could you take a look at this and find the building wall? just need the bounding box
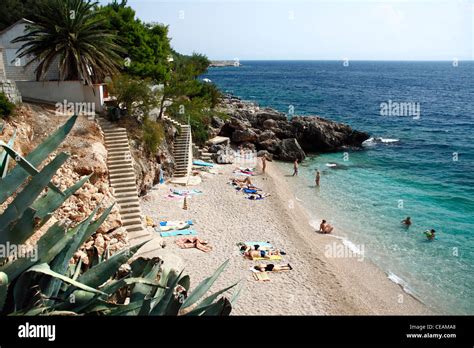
[0,47,5,80]
[0,21,60,81]
[16,81,104,112]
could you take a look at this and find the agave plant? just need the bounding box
[0,115,240,316]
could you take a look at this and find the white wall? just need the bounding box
[0,21,60,81]
[16,81,104,112]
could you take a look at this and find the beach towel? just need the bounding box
[176,237,212,252]
[160,230,197,238]
[159,220,193,227]
[157,223,190,232]
[253,272,270,282]
[242,188,258,194]
[193,160,214,167]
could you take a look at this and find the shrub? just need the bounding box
[0,92,15,118]
[107,74,159,119]
[142,118,165,155]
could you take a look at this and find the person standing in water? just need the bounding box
[261,155,267,174]
[293,159,299,176]
[401,216,411,226]
[315,170,321,187]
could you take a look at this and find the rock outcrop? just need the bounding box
[215,95,370,161]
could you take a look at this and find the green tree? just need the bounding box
[12,0,124,85]
[0,0,54,31]
[99,0,172,83]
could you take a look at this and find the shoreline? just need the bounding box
[140,161,433,315]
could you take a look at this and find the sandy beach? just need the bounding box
[140,161,433,315]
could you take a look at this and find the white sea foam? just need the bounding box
[363,137,400,146]
[387,272,414,295]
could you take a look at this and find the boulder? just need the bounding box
[232,128,258,143]
[276,138,306,161]
[258,138,281,153]
[258,130,276,142]
[257,150,273,161]
[262,118,278,130]
[291,116,370,152]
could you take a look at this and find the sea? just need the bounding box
[204,60,474,314]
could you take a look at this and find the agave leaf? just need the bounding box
[190,282,238,313]
[25,263,105,295]
[100,277,164,296]
[0,115,77,204]
[181,259,230,309]
[0,207,36,250]
[72,259,83,281]
[0,152,68,233]
[201,297,232,316]
[178,275,190,291]
[149,269,183,316]
[0,222,74,281]
[0,272,8,312]
[0,129,16,178]
[32,174,92,222]
[77,241,147,288]
[129,258,163,303]
[0,143,64,196]
[40,206,100,303]
[230,281,243,305]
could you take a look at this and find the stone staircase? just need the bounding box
[192,144,212,162]
[162,115,193,178]
[97,117,152,246]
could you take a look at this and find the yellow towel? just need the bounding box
[145,216,155,227]
[251,255,282,261]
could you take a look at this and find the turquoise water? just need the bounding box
[204,61,474,314]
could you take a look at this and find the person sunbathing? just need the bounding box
[319,220,334,234]
[248,193,270,200]
[231,177,253,185]
[254,263,293,272]
[243,247,281,259]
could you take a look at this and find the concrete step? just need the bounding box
[122,217,143,227]
[110,173,136,180]
[109,167,132,174]
[126,224,146,233]
[120,206,142,215]
[116,196,139,204]
[117,201,140,209]
[108,161,133,168]
[120,211,142,220]
[107,144,130,150]
[111,181,137,188]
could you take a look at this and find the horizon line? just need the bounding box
[209,59,474,62]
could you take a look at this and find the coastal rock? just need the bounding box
[262,118,278,130]
[276,138,306,161]
[258,130,276,142]
[232,128,258,143]
[291,116,370,152]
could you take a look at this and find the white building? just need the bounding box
[0,18,106,112]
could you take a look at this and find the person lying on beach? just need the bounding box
[231,177,253,185]
[247,193,270,200]
[319,220,334,234]
[243,247,282,259]
[254,263,293,272]
[401,217,412,226]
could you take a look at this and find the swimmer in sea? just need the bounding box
[401,216,412,226]
[424,229,436,241]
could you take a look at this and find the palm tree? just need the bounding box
[12,0,124,85]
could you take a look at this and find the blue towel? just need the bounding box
[245,241,272,248]
[193,160,214,167]
[159,220,193,227]
[243,188,257,194]
[160,230,197,237]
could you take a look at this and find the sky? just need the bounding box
[100,0,474,60]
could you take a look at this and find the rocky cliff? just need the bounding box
[214,95,369,161]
